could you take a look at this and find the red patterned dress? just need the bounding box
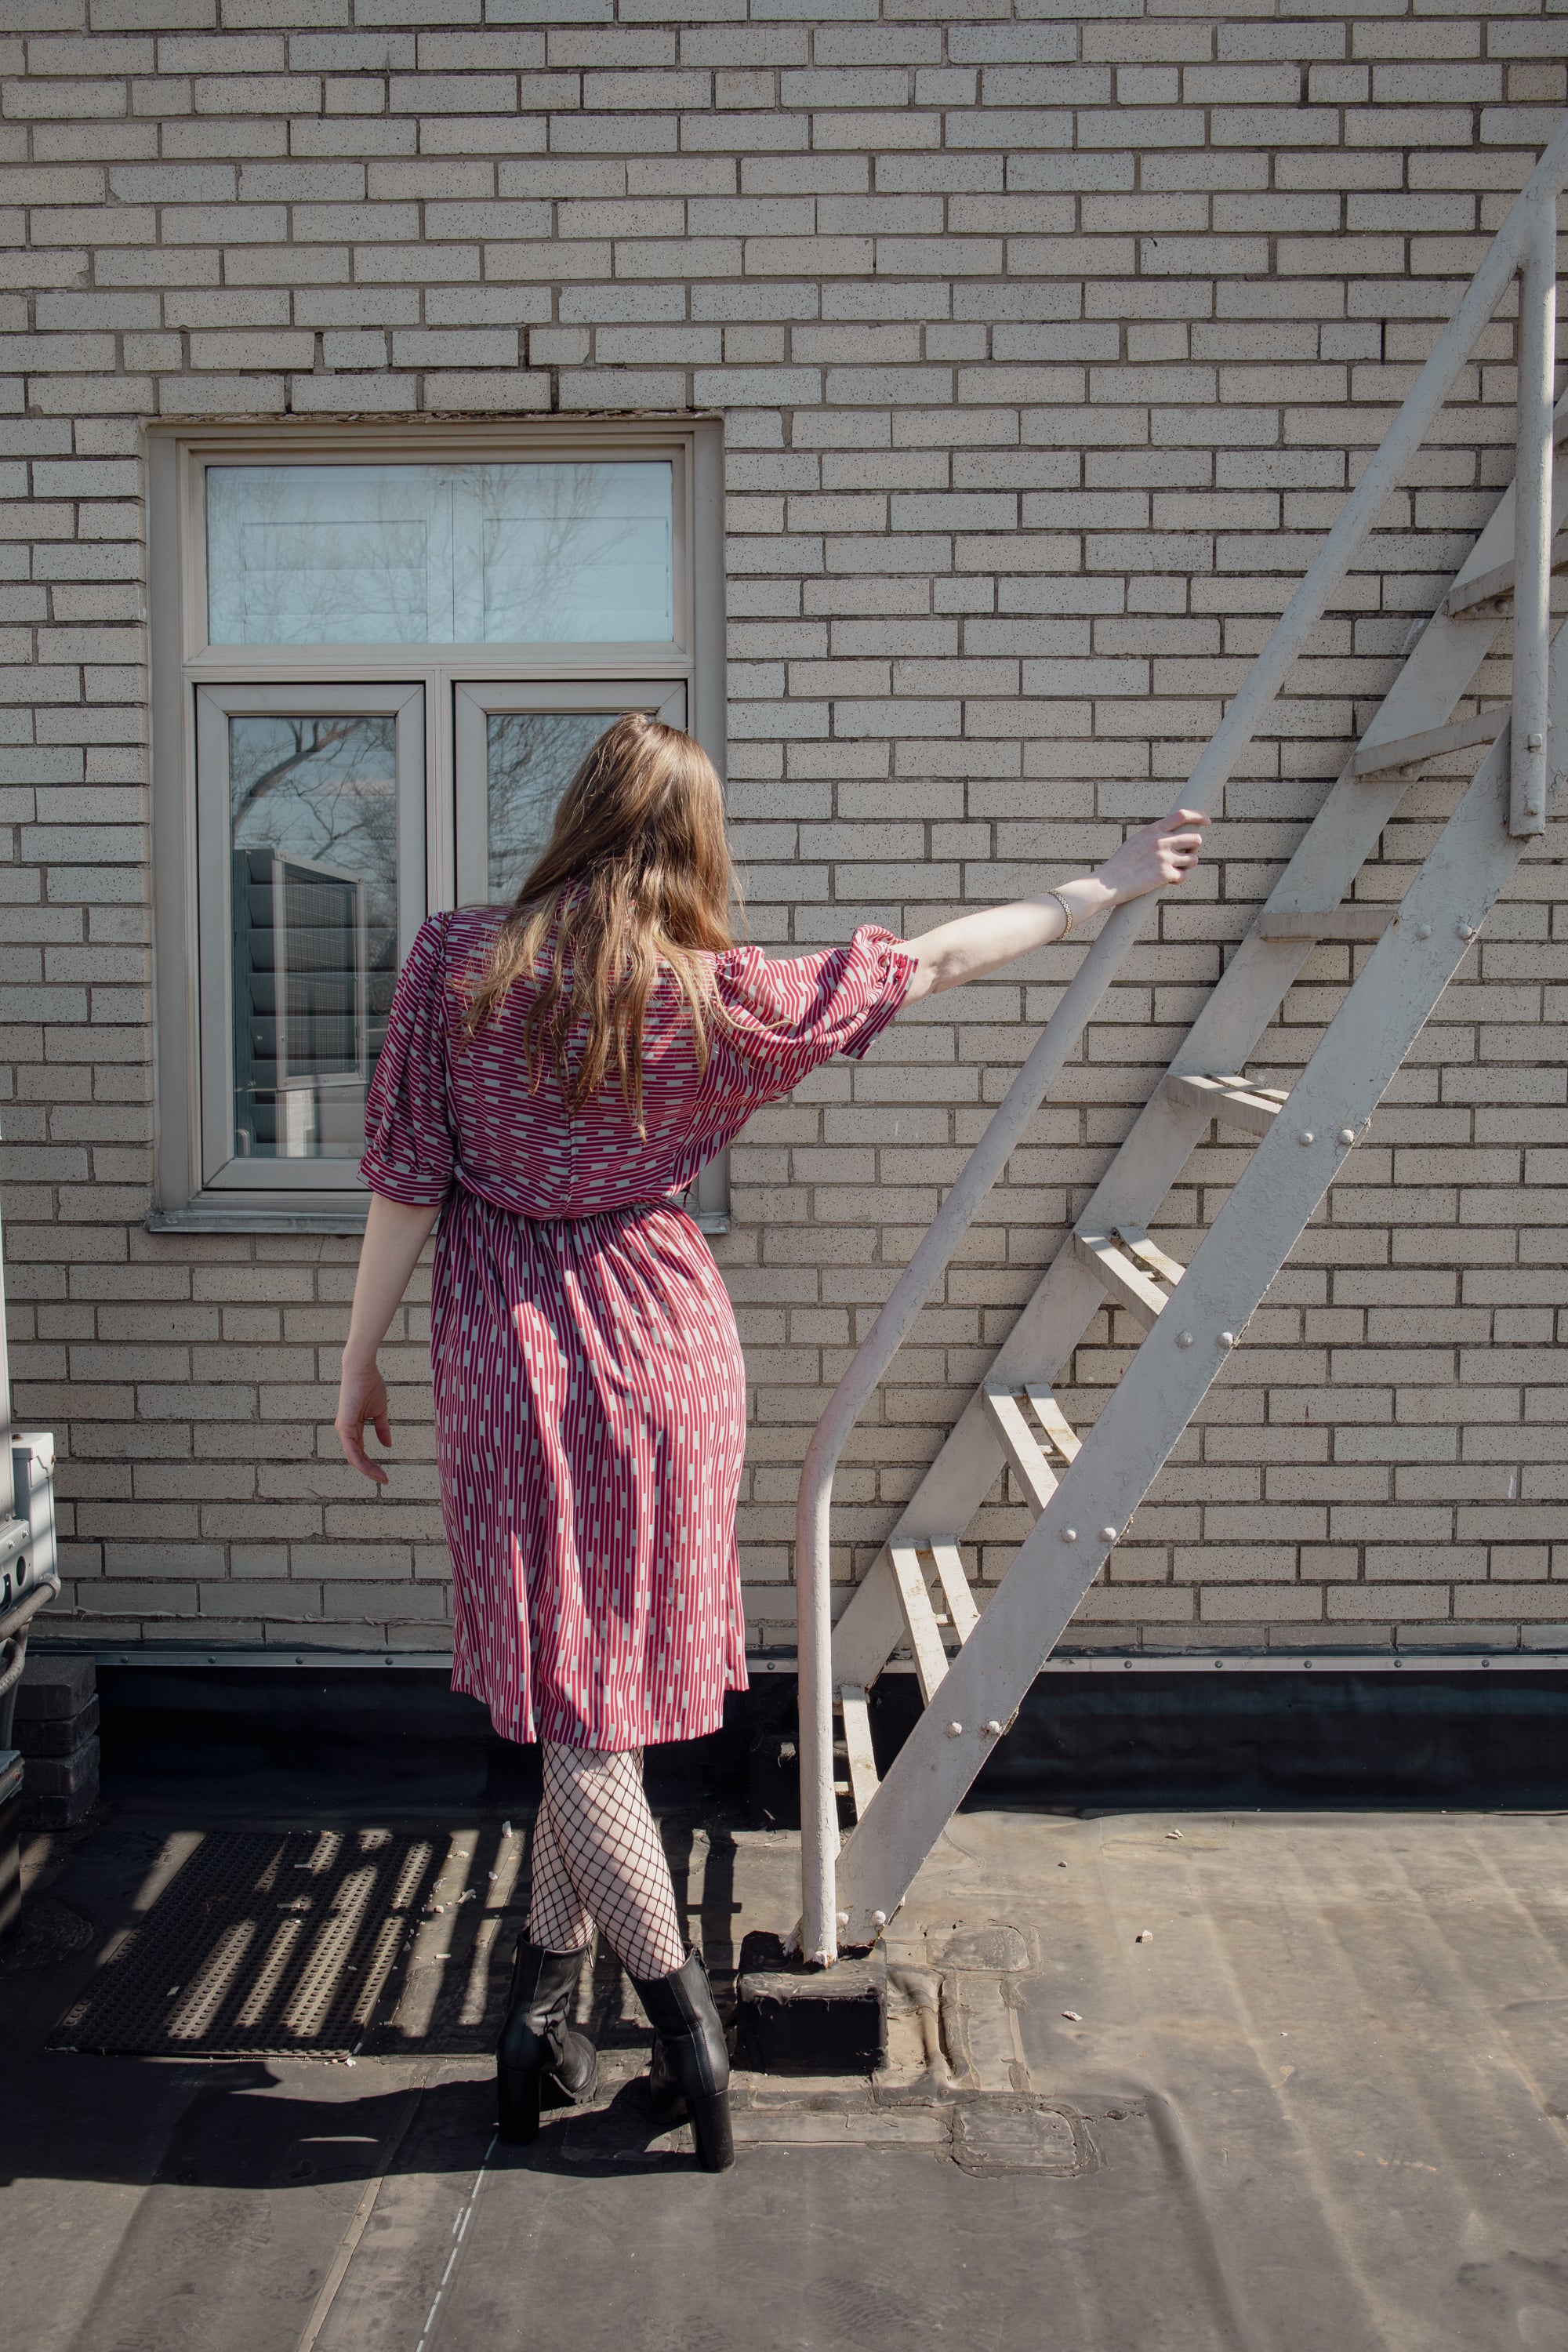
[360,908,916,1749]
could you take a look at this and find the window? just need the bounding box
[194,681,424,1182]
[149,424,726,1232]
[205,459,677,647]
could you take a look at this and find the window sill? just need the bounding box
[147,1203,732,1238]
[147,1203,368,1236]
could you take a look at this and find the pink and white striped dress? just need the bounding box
[360,907,916,1749]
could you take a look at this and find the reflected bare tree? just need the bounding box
[229,716,398,924]
[206,463,673,648]
[485,710,613,902]
[475,463,671,643]
[230,717,358,827]
[227,715,402,1163]
[208,466,435,644]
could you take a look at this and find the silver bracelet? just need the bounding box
[1044,886,1076,938]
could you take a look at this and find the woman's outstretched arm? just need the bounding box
[900,807,1210,1001]
[336,1192,443,1483]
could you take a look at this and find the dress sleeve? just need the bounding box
[709,923,917,1112]
[358,913,457,1207]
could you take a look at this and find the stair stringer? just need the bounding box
[833,683,1561,1947]
[830,407,1566,1697]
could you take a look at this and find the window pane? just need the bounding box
[206,462,674,648]
[227,714,399,1162]
[485,710,619,901]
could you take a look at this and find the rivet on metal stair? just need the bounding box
[1298,1130,1315,1144]
[946,1721,963,1738]
[1098,1526,1116,1541]
[1176,1330,1193,1348]
[1416,922,1432,939]
[1338,1127,1356,1145]
[1061,1527,1078,1543]
[1218,1332,1235,1348]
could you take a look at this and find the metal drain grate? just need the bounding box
[50,1826,528,2059]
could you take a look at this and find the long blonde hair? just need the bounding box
[463,712,738,1134]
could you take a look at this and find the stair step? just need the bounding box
[1120,1224,1189,1286]
[888,1544,951,1704]
[1073,1228,1181,1327]
[1446,547,1568,619]
[1353,710,1507,775]
[1029,1385,1080,1458]
[1163,1070,1288,1137]
[929,1540,982,1642]
[837,1684,880,1817]
[1258,906,1394,942]
[981,1385,1076,1513]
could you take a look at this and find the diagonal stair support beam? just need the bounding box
[828,388,1568,1704]
[831,675,1562,1948]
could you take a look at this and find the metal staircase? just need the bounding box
[794,117,1568,1965]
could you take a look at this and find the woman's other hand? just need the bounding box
[1097,808,1210,907]
[336,1354,394,1483]
[336,1194,441,1486]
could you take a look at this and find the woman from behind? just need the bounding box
[334,712,1206,2172]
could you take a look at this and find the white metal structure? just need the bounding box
[0,1189,60,1740]
[796,117,1568,1965]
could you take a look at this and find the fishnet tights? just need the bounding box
[526,1742,688,1982]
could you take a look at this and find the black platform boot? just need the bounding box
[495,1939,598,2145]
[631,1947,735,2172]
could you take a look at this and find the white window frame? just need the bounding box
[148,419,728,1234]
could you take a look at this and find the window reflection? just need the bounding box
[485,710,620,902]
[206,462,674,648]
[228,716,398,1161]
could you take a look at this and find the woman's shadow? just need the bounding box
[2,2049,700,2194]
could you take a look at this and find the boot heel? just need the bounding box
[495,1939,597,2146]
[631,1948,736,2173]
[688,2089,735,2173]
[498,2063,543,2146]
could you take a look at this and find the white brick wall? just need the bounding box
[0,2,1564,1661]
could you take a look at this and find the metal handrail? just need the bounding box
[795,113,1568,1966]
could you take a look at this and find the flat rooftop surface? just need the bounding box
[4,1799,1567,2352]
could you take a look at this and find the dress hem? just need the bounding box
[450,1659,750,1752]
